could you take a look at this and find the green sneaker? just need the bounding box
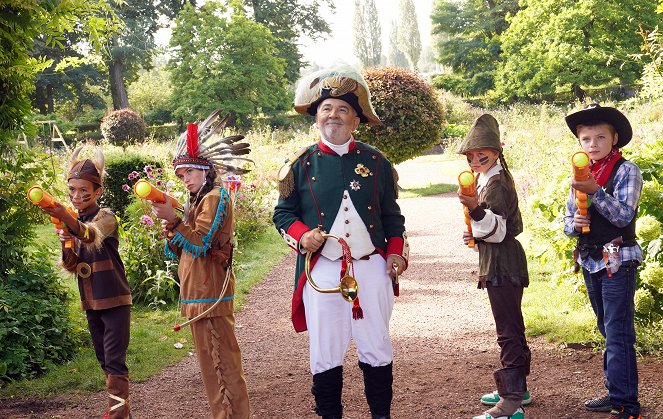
[480,390,532,406]
[472,407,525,419]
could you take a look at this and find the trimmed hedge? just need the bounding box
[355,67,446,164]
[100,152,161,216]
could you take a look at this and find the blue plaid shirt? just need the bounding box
[564,160,643,273]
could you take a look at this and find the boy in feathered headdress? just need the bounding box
[150,111,252,419]
[42,146,132,419]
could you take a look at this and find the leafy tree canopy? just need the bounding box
[246,0,333,83]
[494,0,660,102]
[168,1,288,126]
[431,0,520,94]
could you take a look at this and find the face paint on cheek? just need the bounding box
[80,193,93,203]
[478,156,490,166]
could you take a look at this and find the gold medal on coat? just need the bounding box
[354,163,372,177]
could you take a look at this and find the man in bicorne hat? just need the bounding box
[273,65,409,419]
[563,104,643,419]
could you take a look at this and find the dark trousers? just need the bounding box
[86,305,131,376]
[583,263,640,415]
[486,283,530,384]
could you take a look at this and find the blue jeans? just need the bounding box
[583,262,640,415]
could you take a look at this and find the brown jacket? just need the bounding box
[166,188,235,319]
[63,207,132,310]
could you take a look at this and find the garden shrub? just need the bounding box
[100,108,147,147]
[120,199,180,307]
[355,67,446,164]
[0,252,84,381]
[146,124,178,141]
[100,151,162,216]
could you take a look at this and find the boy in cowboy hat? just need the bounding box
[456,114,530,419]
[42,147,132,419]
[273,65,409,419]
[563,104,643,419]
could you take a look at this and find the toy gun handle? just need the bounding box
[27,186,77,248]
[571,152,591,233]
[458,171,477,248]
[133,180,182,209]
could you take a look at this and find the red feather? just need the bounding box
[187,123,199,157]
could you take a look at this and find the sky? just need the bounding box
[155,0,435,67]
[298,0,434,67]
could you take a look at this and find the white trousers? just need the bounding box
[303,254,394,374]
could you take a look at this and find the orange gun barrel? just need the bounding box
[572,151,590,181]
[28,186,77,248]
[133,180,181,209]
[458,171,476,248]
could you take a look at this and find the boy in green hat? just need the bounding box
[563,103,642,419]
[456,114,530,419]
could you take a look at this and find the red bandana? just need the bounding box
[591,148,622,187]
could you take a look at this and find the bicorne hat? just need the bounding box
[294,66,382,126]
[565,103,632,148]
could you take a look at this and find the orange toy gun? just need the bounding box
[133,180,182,209]
[572,151,591,234]
[458,171,477,248]
[27,186,77,248]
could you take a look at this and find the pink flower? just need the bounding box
[156,168,163,175]
[156,180,163,187]
[144,165,153,173]
[139,215,154,226]
[128,171,139,180]
[122,184,130,192]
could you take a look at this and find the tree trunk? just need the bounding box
[46,83,54,114]
[109,59,129,109]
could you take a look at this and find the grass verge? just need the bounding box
[0,226,289,398]
[399,183,456,199]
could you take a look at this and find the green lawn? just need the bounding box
[0,226,289,398]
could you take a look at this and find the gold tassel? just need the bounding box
[278,168,295,199]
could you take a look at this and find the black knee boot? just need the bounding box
[359,361,393,418]
[312,366,343,418]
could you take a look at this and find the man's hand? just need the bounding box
[42,202,76,225]
[151,201,178,223]
[457,188,479,210]
[386,254,406,280]
[300,227,325,252]
[573,209,591,232]
[571,172,599,195]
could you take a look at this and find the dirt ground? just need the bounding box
[1,193,662,419]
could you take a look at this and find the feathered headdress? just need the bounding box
[172,110,253,174]
[67,146,105,187]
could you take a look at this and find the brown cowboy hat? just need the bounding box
[565,103,632,148]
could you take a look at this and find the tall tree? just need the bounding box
[105,0,192,110]
[495,0,660,102]
[386,19,409,68]
[247,0,334,83]
[397,0,421,70]
[353,0,381,67]
[431,0,520,94]
[168,1,288,126]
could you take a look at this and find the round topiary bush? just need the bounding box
[100,108,147,146]
[355,67,446,164]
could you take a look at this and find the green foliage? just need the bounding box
[99,151,161,216]
[396,0,421,70]
[119,202,180,307]
[127,66,174,124]
[431,0,520,95]
[247,0,333,83]
[100,108,147,146]
[168,1,288,128]
[0,252,84,382]
[495,0,660,103]
[353,0,381,68]
[233,177,278,244]
[355,67,446,164]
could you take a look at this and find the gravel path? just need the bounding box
[1,193,662,419]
